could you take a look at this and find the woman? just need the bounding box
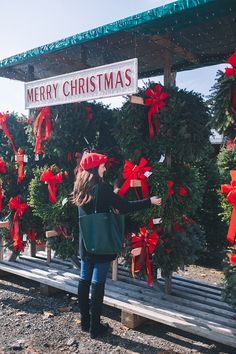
[72,152,161,339]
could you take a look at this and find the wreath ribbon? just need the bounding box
[118,157,151,198]
[0,112,16,154]
[145,84,169,138]
[221,170,236,244]
[40,168,63,204]
[33,107,52,154]
[8,196,27,251]
[131,227,158,286]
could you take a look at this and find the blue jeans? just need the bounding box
[80,260,110,285]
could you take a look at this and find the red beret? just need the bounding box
[80,152,108,170]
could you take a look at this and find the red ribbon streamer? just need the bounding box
[40,168,63,204]
[225,52,236,76]
[221,170,236,244]
[8,196,27,251]
[16,148,25,184]
[27,228,45,246]
[131,227,158,286]
[118,157,151,198]
[33,107,52,154]
[0,158,6,174]
[0,112,16,154]
[0,186,2,212]
[145,84,169,138]
[84,106,93,122]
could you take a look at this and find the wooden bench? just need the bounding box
[0,255,235,348]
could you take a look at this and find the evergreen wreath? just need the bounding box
[209,70,236,139]
[28,164,79,258]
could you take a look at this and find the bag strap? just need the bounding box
[93,184,99,214]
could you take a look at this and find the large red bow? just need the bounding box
[118,157,151,198]
[8,196,27,251]
[0,112,16,154]
[131,227,158,286]
[33,107,52,154]
[40,168,63,204]
[225,52,236,76]
[16,148,25,184]
[145,84,169,138]
[221,170,236,244]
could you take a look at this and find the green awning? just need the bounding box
[0,0,235,82]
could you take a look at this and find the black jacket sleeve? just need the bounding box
[101,182,151,214]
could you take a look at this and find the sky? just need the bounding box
[0,0,226,114]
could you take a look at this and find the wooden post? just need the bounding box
[164,50,176,294]
[0,234,3,261]
[112,259,118,281]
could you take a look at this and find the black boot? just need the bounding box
[90,282,109,339]
[78,279,90,332]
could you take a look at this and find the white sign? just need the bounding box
[25,58,138,109]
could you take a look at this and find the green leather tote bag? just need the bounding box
[79,185,125,255]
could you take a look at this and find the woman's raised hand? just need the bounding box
[150,196,162,206]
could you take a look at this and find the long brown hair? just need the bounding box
[71,168,100,206]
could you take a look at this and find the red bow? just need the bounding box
[228,253,236,264]
[118,158,151,198]
[8,196,27,251]
[33,107,52,154]
[145,84,169,138]
[16,148,25,184]
[131,227,158,286]
[0,158,6,174]
[0,112,16,154]
[225,52,236,76]
[167,180,188,197]
[27,228,45,246]
[40,168,63,204]
[84,106,93,122]
[221,170,236,244]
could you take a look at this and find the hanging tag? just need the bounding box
[35,154,39,161]
[131,247,142,256]
[23,233,27,242]
[157,268,162,279]
[24,155,28,163]
[130,179,142,187]
[62,198,68,207]
[153,218,162,224]
[144,171,152,178]
[158,155,165,163]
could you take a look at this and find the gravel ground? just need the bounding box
[0,265,235,354]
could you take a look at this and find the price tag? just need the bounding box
[153,218,162,224]
[144,171,152,178]
[24,155,28,163]
[35,154,39,161]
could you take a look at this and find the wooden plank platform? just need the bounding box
[0,255,235,348]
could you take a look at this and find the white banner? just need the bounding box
[25,58,138,109]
